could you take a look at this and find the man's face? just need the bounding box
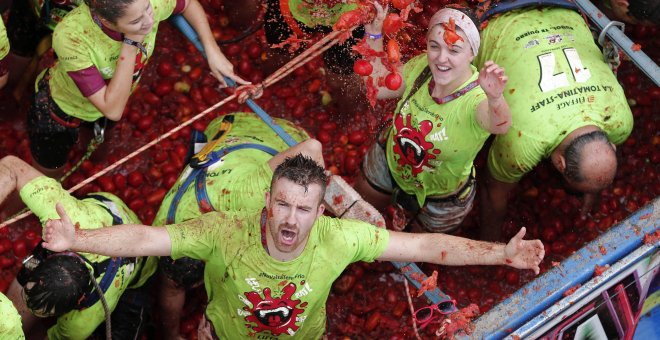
[265,178,324,258]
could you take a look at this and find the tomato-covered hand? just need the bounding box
[364,1,388,35]
[478,60,508,99]
[42,203,76,252]
[503,227,545,274]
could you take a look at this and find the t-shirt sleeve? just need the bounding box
[19,176,91,225]
[166,211,224,260]
[488,131,546,183]
[0,19,9,75]
[334,218,390,263]
[153,0,181,21]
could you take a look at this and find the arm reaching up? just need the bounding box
[43,203,172,257]
[378,227,544,274]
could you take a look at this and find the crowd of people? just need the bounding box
[0,0,643,338]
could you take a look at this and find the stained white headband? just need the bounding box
[429,8,480,56]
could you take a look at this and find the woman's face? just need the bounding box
[114,0,155,35]
[426,24,474,89]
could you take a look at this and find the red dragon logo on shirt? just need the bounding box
[243,282,307,336]
[392,113,437,176]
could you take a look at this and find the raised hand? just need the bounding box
[365,1,387,34]
[42,203,77,252]
[479,60,508,99]
[504,227,545,274]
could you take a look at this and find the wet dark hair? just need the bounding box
[564,130,613,183]
[23,255,92,317]
[271,154,328,201]
[85,0,137,23]
[628,0,660,23]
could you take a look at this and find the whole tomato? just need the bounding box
[353,59,373,76]
[13,239,29,258]
[384,72,402,90]
[391,0,414,10]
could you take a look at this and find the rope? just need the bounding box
[89,272,112,340]
[403,279,423,340]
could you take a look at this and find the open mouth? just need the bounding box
[279,228,297,246]
[256,306,292,326]
[436,65,451,72]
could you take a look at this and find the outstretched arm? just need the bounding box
[0,156,43,205]
[42,203,171,257]
[475,61,511,134]
[378,227,544,274]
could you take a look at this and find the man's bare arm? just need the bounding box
[42,203,171,257]
[378,227,544,274]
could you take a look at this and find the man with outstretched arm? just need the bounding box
[43,154,544,338]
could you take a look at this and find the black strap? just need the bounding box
[397,66,432,115]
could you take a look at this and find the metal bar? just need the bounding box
[574,0,660,86]
[459,197,659,339]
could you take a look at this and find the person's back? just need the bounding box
[476,6,632,184]
[153,112,310,225]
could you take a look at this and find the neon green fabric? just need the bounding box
[153,112,309,225]
[19,176,157,340]
[167,210,389,338]
[0,19,9,61]
[30,0,84,30]
[475,8,633,183]
[288,0,357,27]
[44,0,177,121]
[0,293,24,339]
[385,54,488,207]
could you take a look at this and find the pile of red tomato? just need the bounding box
[0,0,657,338]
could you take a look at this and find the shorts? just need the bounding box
[264,0,364,75]
[362,131,476,233]
[158,256,205,290]
[27,72,108,169]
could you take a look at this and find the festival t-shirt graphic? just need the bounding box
[239,277,313,336]
[392,111,439,177]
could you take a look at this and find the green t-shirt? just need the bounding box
[386,54,488,206]
[475,8,633,183]
[153,112,309,225]
[0,293,24,339]
[167,210,390,338]
[288,0,357,27]
[0,19,9,61]
[19,176,157,340]
[46,0,177,121]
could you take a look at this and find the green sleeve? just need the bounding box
[0,19,9,61]
[167,211,225,260]
[332,218,390,263]
[0,294,23,340]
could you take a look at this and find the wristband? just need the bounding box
[122,37,148,56]
[364,32,383,40]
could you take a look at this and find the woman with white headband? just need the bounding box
[354,4,511,234]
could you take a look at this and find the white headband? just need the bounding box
[428,8,480,57]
